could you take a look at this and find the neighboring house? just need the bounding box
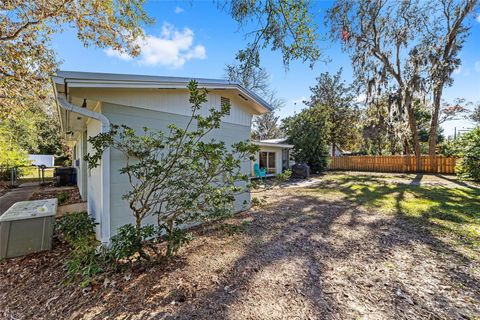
[52,71,272,243]
[330,145,344,157]
[252,138,294,176]
[28,155,55,167]
[251,138,343,177]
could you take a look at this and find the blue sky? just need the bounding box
[52,1,480,137]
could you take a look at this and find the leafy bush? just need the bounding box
[57,212,97,244]
[85,81,258,258]
[455,128,480,181]
[106,224,156,263]
[56,191,70,205]
[276,169,292,183]
[282,105,330,173]
[56,212,102,286]
[439,127,480,181]
[164,228,193,257]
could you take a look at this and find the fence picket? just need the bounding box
[327,155,457,174]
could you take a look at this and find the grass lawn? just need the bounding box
[303,172,480,258]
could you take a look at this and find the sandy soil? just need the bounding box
[0,174,478,319]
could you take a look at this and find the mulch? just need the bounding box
[29,184,83,205]
[0,181,10,197]
[0,184,478,319]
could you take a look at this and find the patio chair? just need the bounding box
[253,163,267,178]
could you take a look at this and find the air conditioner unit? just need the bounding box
[0,199,57,259]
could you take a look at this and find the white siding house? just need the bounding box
[252,139,294,177]
[52,71,272,243]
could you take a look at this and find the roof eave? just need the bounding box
[53,72,273,113]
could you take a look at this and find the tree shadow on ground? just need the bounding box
[1,176,479,319]
[160,185,479,319]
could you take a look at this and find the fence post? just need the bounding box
[10,168,14,187]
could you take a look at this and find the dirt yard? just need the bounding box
[0,172,478,319]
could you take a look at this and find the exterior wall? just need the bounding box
[253,146,284,176]
[101,102,252,237]
[69,88,253,127]
[85,119,104,239]
[73,131,88,200]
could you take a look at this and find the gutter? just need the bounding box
[52,80,111,244]
[54,71,273,112]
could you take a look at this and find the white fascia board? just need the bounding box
[253,142,294,149]
[65,80,272,114]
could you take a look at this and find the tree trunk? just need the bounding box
[428,85,443,174]
[403,137,410,155]
[405,95,422,172]
[165,220,174,257]
[331,142,336,157]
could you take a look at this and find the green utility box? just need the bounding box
[0,199,58,259]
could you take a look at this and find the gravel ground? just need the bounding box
[0,174,478,320]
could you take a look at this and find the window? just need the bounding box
[259,151,276,174]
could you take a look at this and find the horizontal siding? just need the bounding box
[102,103,252,236]
[70,87,254,127]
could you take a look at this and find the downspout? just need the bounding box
[52,81,112,244]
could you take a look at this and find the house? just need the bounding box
[252,138,294,176]
[52,71,272,243]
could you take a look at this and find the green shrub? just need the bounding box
[251,196,267,207]
[57,212,97,244]
[56,191,70,205]
[276,169,292,183]
[56,212,102,286]
[164,228,193,257]
[105,224,156,263]
[440,127,480,181]
[456,128,480,181]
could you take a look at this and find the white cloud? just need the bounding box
[476,14,480,23]
[475,61,480,72]
[104,48,133,61]
[104,23,206,68]
[174,6,184,14]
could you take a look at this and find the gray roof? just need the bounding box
[53,70,272,111]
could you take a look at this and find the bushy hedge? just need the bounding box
[56,212,102,287]
[439,127,480,181]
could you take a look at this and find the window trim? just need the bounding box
[259,151,276,174]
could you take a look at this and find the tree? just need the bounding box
[327,0,431,170]
[282,104,330,173]
[224,63,284,140]
[472,104,480,125]
[223,0,321,69]
[251,91,284,140]
[86,81,258,257]
[424,0,478,171]
[305,69,361,156]
[0,0,151,114]
[440,127,480,181]
[1,1,151,171]
[361,96,406,155]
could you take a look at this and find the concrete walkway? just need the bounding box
[0,182,40,214]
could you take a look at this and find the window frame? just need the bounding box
[259,151,276,174]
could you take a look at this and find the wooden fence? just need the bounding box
[328,155,457,174]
